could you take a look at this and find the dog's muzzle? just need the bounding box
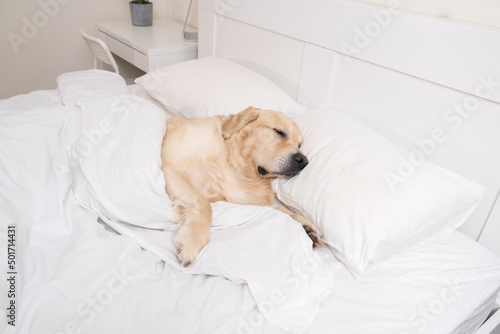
[294,152,308,171]
[258,152,309,177]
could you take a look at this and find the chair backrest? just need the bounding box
[80,29,119,74]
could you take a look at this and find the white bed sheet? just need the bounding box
[1,76,500,334]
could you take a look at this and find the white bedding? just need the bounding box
[1,71,500,334]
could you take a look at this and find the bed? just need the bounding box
[2,0,500,333]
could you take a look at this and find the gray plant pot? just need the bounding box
[129,2,153,26]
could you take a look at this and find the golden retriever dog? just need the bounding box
[161,106,322,266]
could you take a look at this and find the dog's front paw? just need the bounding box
[174,223,210,267]
[302,224,324,249]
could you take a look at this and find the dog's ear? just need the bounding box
[222,106,260,140]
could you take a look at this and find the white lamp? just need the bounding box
[182,0,198,41]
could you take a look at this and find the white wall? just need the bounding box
[0,0,194,99]
[1,0,498,99]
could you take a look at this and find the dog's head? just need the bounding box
[222,106,308,178]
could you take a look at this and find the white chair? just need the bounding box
[80,29,120,74]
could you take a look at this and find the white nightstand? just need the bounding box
[96,19,198,73]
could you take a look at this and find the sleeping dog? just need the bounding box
[161,106,322,266]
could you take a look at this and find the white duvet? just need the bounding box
[0,71,334,334]
[1,70,500,334]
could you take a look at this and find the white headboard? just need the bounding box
[198,0,500,255]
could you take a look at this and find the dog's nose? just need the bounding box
[294,153,308,170]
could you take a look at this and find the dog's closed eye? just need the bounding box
[273,128,286,138]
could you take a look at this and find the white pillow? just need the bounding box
[273,108,485,277]
[134,57,305,118]
[57,69,129,107]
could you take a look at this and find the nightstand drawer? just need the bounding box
[107,36,136,64]
[96,20,198,73]
[97,31,136,65]
[148,51,197,71]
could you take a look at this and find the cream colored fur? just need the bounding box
[161,107,321,266]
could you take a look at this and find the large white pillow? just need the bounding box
[57,69,129,106]
[134,57,305,118]
[273,108,485,277]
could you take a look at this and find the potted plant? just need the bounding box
[129,0,153,26]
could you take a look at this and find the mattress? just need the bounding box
[1,71,500,334]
